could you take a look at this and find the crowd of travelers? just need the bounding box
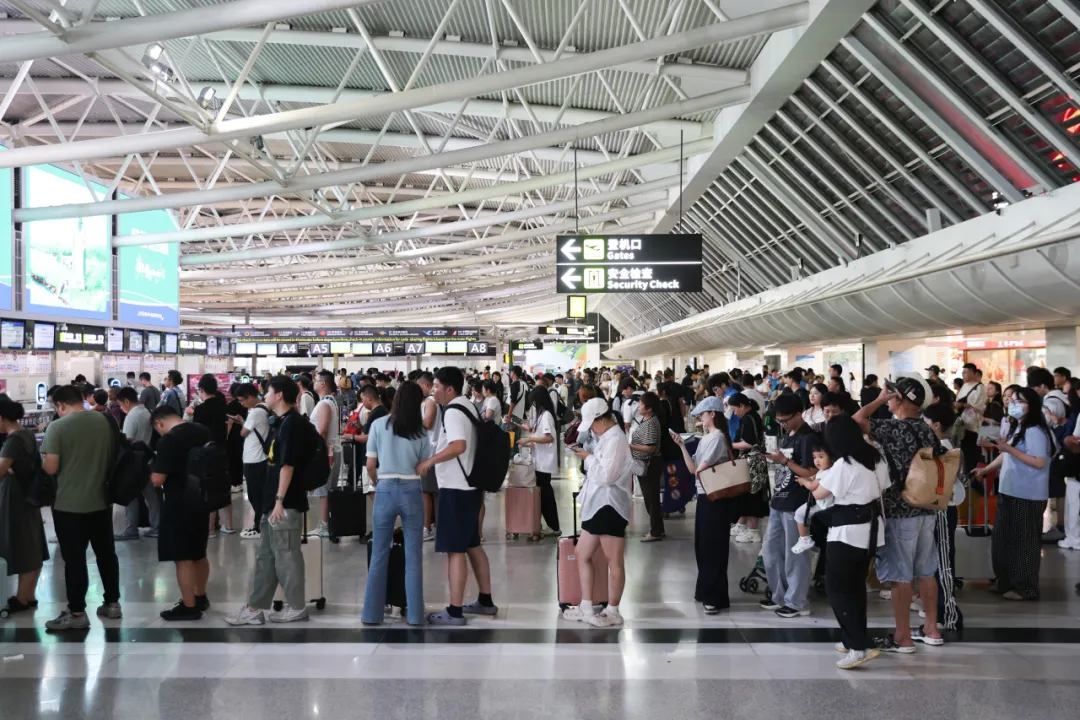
[1,359,1078,672]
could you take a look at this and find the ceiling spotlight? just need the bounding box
[141,43,164,68]
[250,135,266,153]
[197,86,217,110]
[991,191,1009,215]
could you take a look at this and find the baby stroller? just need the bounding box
[739,554,770,596]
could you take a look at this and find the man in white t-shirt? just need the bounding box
[237,384,270,540]
[309,370,342,538]
[953,362,986,473]
[416,366,496,626]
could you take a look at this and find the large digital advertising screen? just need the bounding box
[0,145,12,311]
[23,165,111,321]
[116,201,179,327]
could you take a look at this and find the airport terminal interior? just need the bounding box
[3,0,1080,718]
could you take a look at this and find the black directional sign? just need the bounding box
[555,234,703,293]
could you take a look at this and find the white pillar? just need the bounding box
[1046,326,1080,374]
[862,341,881,383]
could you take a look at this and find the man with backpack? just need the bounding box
[505,366,527,424]
[149,405,213,620]
[236,383,270,540]
[226,376,316,626]
[114,386,161,542]
[416,366,498,626]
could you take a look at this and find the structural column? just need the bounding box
[1046,326,1080,375]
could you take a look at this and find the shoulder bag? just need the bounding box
[696,433,750,501]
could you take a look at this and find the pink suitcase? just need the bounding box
[557,491,609,610]
[505,485,541,541]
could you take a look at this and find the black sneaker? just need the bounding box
[195,595,210,612]
[759,597,781,611]
[774,606,810,619]
[160,602,203,621]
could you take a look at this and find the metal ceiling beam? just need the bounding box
[1049,0,1080,31]
[17,122,615,165]
[0,20,746,84]
[897,0,1080,164]
[0,4,808,168]
[126,140,707,250]
[837,39,1019,205]
[858,12,1059,194]
[14,86,746,222]
[653,0,876,233]
[0,77,706,139]
[0,0,386,65]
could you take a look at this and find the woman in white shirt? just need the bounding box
[519,387,561,535]
[563,398,635,628]
[798,414,887,670]
[672,396,733,615]
[802,383,828,426]
[480,380,502,423]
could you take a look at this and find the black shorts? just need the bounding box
[158,502,209,563]
[581,505,628,538]
[434,488,483,553]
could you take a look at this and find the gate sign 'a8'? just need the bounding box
[555,234,703,293]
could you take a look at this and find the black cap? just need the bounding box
[925,365,942,374]
[894,377,927,408]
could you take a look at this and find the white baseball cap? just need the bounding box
[578,397,611,436]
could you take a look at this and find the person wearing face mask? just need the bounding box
[974,387,1052,601]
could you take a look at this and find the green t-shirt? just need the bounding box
[41,410,115,513]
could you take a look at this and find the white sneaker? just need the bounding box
[879,589,892,601]
[600,608,624,627]
[837,648,879,670]
[239,527,261,540]
[423,528,435,543]
[791,535,816,554]
[313,522,330,539]
[730,523,747,537]
[268,604,310,623]
[1057,539,1080,550]
[835,641,848,653]
[910,598,923,613]
[224,606,266,626]
[583,611,614,628]
[735,529,761,544]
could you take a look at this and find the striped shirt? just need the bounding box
[630,415,661,461]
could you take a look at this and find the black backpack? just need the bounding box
[109,436,152,506]
[295,416,331,492]
[443,404,509,493]
[187,441,232,511]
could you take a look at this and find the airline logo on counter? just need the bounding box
[555,234,703,293]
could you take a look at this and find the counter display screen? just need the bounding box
[32,322,55,350]
[147,332,162,353]
[1,320,24,349]
[164,333,178,354]
[256,343,277,355]
[446,340,468,355]
[234,342,257,355]
[128,331,144,353]
[106,328,124,352]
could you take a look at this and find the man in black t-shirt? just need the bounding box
[226,376,314,627]
[761,394,818,619]
[150,406,212,621]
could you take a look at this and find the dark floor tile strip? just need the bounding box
[3,625,1079,645]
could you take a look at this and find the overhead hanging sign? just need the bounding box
[511,340,543,352]
[555,234,703,293]
[233,327,481,344]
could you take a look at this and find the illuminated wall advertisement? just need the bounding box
[117,203,180,327]
[0,145,11,311]
[23,165,111,320]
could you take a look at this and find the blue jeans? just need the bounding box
[764,508,812,611]
[362,478,424,625]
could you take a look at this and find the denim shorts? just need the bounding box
[434,488,482,554]
[878,514,939,584]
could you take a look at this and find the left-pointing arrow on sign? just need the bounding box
[560,238,580,260]
[561,268,582,289]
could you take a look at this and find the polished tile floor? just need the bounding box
[4,468,1080,719]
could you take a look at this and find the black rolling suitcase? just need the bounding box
[328,443,366,543]
[366,527,407,614]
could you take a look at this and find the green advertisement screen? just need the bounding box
[23,165,111,321]
[117,202,179,327]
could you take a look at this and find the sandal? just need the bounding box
[641,534,662,543]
